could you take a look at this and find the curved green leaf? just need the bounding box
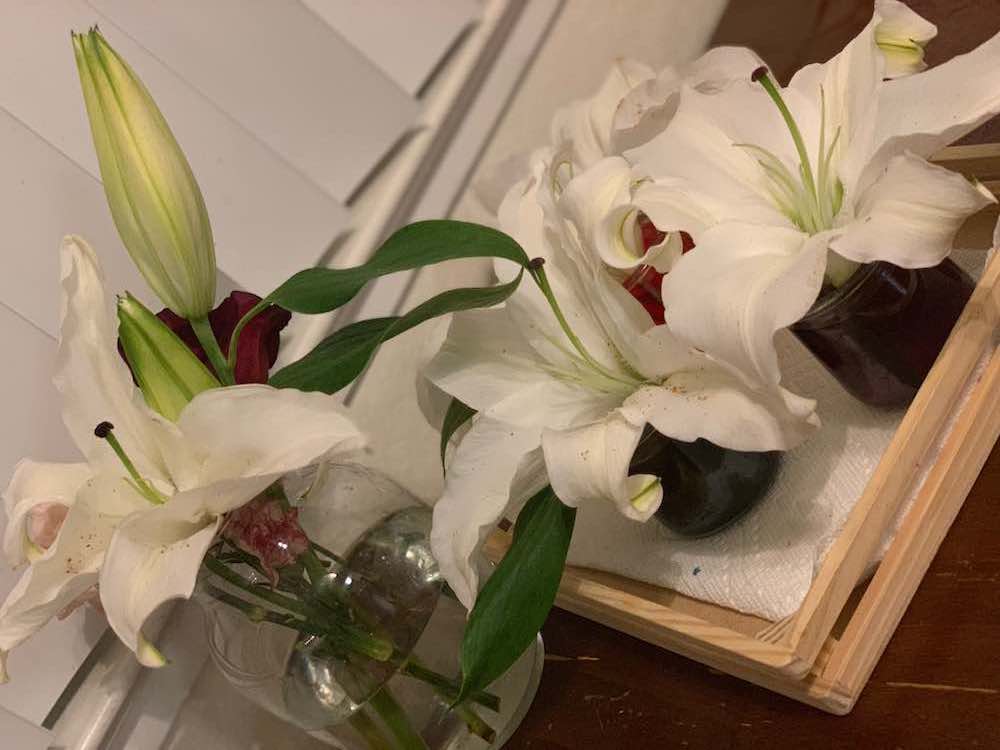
[440,398,476,470]
[458,487,576,703]
[269,272,523,393]
[265,220,530,314]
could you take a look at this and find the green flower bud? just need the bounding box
[118,293,219,421]
[73,28,217,318]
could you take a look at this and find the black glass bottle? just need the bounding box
[629,427,781,538]
[791,259,974,409]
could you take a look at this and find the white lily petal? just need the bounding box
[174,385,365,489]
[541,412,661,521]
[559,157,684,277]
[589,59,656,159]
[0,475,145,679]
[560,158,638,269]
[431,417,542,610]
[630,179,718,241]
[552,59,654,169]
[790,10,883,186]
[472,150,533,218]
[683,46,765,92]
[626,86,794,233]
[3,460,90,566]
[662,224,830,388]
[644,231,682,274]
[875,0,937,78]
[622,374,819,453]
[612,46,762,154]
[55,237,177,483]
[99,502,221,661]
[612,68,682,153]
[497,166,636,377]
[872,31,1000,167]
[833,152,996,267]
[551,100,605,172]
[423,308,554,414]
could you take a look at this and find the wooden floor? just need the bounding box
[507,1,1000,747]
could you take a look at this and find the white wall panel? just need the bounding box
[88,0,420,201]
[301,0,479,94]
[0,0,350,296]
[0,108,152,337]
[0,705,52,748]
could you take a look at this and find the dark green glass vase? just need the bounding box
[629,428,781,537]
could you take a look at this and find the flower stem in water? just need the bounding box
[367,687,430,750]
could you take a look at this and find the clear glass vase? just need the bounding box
[199,463,543,749]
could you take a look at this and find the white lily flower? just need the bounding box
[874,0,937,78]
[475,47,761,219]
[626,2,998,388]
[0,237,364,681]
[426,155,819,610]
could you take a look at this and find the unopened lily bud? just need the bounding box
[73,28,217,318]
[118,293,219,421]
[874,0,937,79]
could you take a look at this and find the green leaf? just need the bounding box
[269,272,523,393]
[457,487,576,702]
[440,398,476,470]
[263,220,530,315]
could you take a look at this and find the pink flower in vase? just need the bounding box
[221,495,310,585]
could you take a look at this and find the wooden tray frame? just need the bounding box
[492,144,1000,714]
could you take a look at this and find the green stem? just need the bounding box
[301,547,331,586]
[400,657,497,742]
[367,688,429,750]
[190,315,235,385]
[226,299,269,372]
[203,556,311,616]
[348,709,395,750]
[400,659,500,712]
[453,702,496,745]
[98,428,165,504]
[530,266,638,388]
[310,539,348,566]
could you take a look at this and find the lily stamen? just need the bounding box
[94,421,166,504]
[529,262,642,389]
[752,66,819,205]
[743,66,844,235]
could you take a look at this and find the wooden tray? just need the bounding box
[491,144,1000,714]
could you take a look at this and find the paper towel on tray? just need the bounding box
[566,249,990,621]
[347,251,989,623]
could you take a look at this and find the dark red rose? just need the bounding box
[156,292,291,384]
[623,216,695,325]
